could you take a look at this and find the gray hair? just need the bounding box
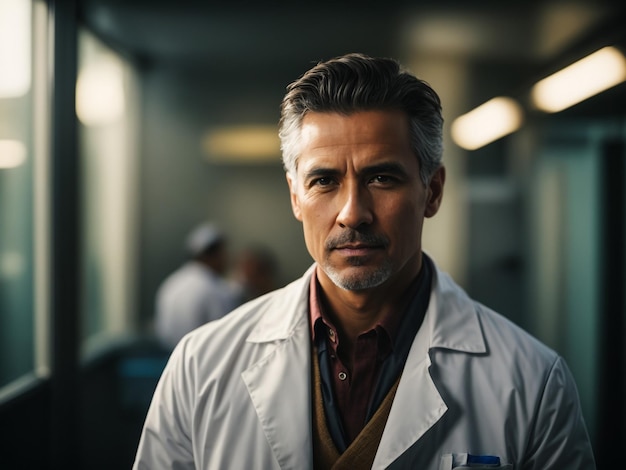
[279,53,443,184]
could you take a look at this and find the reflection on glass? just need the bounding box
[76,56,126,126]
[77,29,139,355]
[0,140,27,169]
[0,0,34,389]
[0,0,31,98]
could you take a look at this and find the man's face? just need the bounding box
[286,110,444,292]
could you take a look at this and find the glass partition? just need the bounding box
[76,29,140,356]
[0,0,50,392]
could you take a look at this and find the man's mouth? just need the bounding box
[333,243,381,256]
[336,243,373,249]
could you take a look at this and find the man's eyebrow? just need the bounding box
[303,162,411,180]
[361,162,410,177]
[303,167,341,180]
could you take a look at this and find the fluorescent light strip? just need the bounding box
[203,126,280,162]
[451,97,523,151]
[531,46,626,113]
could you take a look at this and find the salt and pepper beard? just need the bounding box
[322,230,392,291]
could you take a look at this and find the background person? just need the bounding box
[134,53,595,469]
[154,222,240,350]
[231,244,279,302]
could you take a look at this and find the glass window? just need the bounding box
[76,29,140,356]
[0,0,50,390]
[527,121,626,443]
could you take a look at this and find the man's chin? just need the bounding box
[323,264,392,291]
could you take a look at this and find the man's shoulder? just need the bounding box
[475,301,557,356]
[177,269,312,355]
[432,266,559,368]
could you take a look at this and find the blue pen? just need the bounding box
[467,454,501,466]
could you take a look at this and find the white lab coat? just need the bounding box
[134,262,595,469]
[154,261,240,350]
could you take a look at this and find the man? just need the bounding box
[134,54,595,469]
[154,222,240,350]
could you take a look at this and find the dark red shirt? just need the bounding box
[309,258,431,448]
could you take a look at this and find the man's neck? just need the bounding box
[316,260,422,350]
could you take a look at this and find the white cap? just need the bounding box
[185,222,224,257]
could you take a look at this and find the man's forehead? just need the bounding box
[300,110,410,143]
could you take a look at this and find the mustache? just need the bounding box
[325,230,389,250]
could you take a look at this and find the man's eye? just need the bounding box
[314,177,333,186]
[371,175,393,184]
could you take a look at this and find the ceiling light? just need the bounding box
[0,140,27,169]
[451,97,524,151]
[203,126,280,163]
[531,46,626,113]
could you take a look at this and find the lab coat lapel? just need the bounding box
[241,269,314,470]
[372,266,486,469]
[372,308,447,469]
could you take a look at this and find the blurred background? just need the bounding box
[1,0,625,467]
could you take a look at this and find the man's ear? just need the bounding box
[286,173,303,221]
[424,166,445,218]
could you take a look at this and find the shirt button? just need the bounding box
[338,371,347,381]
[328,329,336,342]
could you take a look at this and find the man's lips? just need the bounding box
[333,244,381,255]
[335,243,376,249]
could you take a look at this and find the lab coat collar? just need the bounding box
[247,261,486,353]
[426,267,487,354]
[246,264,315,343]
[243,261,487,469]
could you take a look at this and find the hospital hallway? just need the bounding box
[1,0,625,468]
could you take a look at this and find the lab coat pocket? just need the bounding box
[439,453,513,470]
[453,466,512,470]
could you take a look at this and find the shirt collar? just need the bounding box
[308,262,429,348]
[308,269,323,341]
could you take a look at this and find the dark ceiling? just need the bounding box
[78,0,626,118]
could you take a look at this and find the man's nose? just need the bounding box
[336,184,374,229]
